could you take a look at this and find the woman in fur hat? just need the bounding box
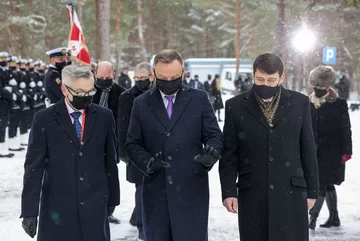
[308,65,352,230]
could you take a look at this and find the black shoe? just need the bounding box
[138,230,144,240]
[320,189,341,228]
[0,153,15,158]
[320,212,341,228]
[309,217,317,230]
[9,147,25,152]
[108,215,120,224]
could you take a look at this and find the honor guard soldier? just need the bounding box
[0,52,14,158]
[44,47,71,106]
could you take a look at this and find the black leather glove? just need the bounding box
[22,217,37,238]
[194,145,221,167]
[146,152,170,174]
[108,206,115,216]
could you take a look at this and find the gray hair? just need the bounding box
[62,64,94,86]
[309,65,336,87]
[134,62,152,75]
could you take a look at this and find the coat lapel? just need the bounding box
[244,90,270,129]
[167,85,192,132]
[54,99,80,147]
[81,104,97,146]
[146,87,170,129]
[272,87,295,127]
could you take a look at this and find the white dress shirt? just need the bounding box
[160,91,177,109]
[65,99,84,126]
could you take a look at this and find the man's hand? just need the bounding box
[223,197,238,214]
[146,152,170,175]
[22,217,37,238]
[307,199,316,210]
[194,145,221,167]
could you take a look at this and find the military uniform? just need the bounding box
[0,52,14,158]
[44,47,71,105]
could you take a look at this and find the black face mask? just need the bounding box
[20,68,26,71]
[38,70,44,73]
[156,76,182,95]
[55,62,67,71]
[95,78,113,89]
[253,84,280,99]
[29,67,34,71]
[9,66,16,71]
[68,95,93,110]
[0,61,6,67]
[67,61,72,66]
[136,79,152,92]
[314,88,328,98]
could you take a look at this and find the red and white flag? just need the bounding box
[66,3,91,66]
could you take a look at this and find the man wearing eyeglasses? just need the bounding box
[44,47,72,107]
[118,62,155,240]
[21,64,120,241]
[92,60,126,224]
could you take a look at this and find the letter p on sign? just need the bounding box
[323,47,336,65]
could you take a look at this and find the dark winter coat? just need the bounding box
[125,85,223,241]
[211,78,224,110]
[335,76,350,100]
[118,73,132,89]
[117,85,145,184]
[219,87,319,241]
[44,66,63,104]
[182,78,195,88]
[310,94,352,186]
[0,67,12,116]
[21,100,120,241]
[92,82,126,129]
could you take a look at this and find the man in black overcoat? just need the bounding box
[219,53,319,241]
[20,64,120,241]
[125,49,223,241]
[118,62,155,240]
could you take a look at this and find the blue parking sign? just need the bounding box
[323,47,336,64]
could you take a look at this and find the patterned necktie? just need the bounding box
[70,112,82,140]
[165,96,174,119]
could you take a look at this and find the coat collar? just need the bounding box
[146,85,192,132]
[54,98,97,148]
[243,86,294,128]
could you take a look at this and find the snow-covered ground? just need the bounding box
[0,92,359,241]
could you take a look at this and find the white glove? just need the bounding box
[37,81,43,87]
[9,78,17,86]
[12,93,17,101]
[29,81,36,88]
[22,95,27,102]
[19,82,26,89]
[34,95,38,101]
[19,89,23,94]
[4,86,12,93]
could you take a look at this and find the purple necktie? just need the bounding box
[165,96,174,118]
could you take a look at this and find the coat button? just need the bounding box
[79,152,83,156]
[80,202,84,205]
[269,129,273,134]
[166,133,171,137]
[270,184,274,189]
[168,156,172,161]
[269,156,274,162]
[79,177,84,181]
[269,124,274,128]
[81,141,84,145]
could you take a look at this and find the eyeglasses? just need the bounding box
[65,85,97,97]
[134,75,151,81]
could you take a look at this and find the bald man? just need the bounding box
[93,61,125,223]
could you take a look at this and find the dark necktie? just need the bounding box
[70,112,82,140]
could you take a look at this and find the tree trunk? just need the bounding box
[235,0,241,76]
[96,0,110,61]
[115,0,121,78]
[137,0,147,62]
[276,0,287,87]
[147,0,153,55]
[95,0,100,60]
[78,1,83,23]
